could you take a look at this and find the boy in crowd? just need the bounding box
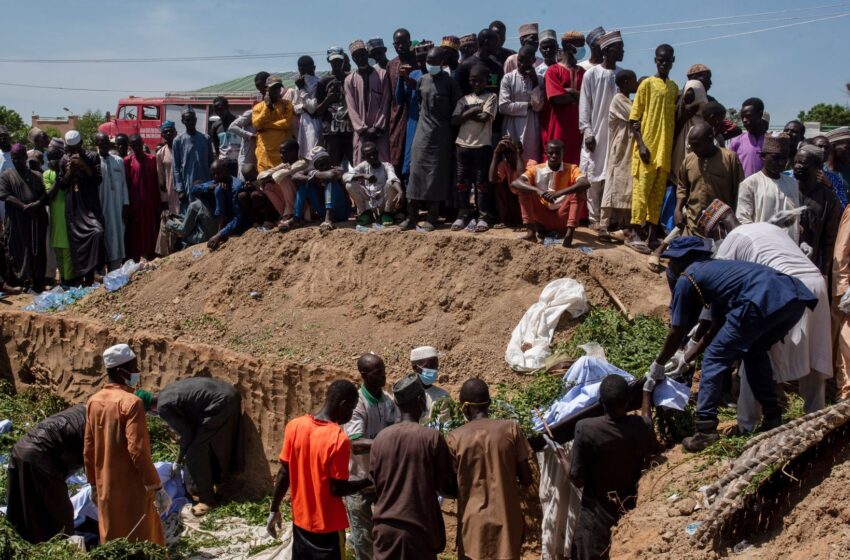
[292,146,352,231]
[343,141,404,226]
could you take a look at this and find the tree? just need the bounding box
[43,127,61,139]
[797,103,850,127]
[0,105,28,144]
[75,110,106,149]
[726,107,742,129]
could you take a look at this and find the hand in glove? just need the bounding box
[643,377,657,393]
[647,361,667,381]
[154,487,172,514]
[266,511,282,539]
[664,350,690,378]
[839,290,850,314]
[800,242,814,257]
[767,207,805,228]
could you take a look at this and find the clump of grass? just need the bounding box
[147,415,179,463]
[493,371,567,435]
[200,495,286,531]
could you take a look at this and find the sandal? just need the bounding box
[475,219,490,233]
[319,221,335,232]
[492,222,506,229]
[451,218,466,231]
[609,229,627,243]
[647,253,665,273]
[420,221,436,232]
[626,240,651,255]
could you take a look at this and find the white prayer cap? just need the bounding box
[103,343,136,369]
[64,130,82,146]
[410,346,439,361]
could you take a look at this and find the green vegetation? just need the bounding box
[797,102,850,127]
[148,415,179,463]
[199,495,283,531]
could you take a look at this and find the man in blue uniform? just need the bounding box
[648,237,818,451]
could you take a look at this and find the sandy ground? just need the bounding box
[64,224,669,394]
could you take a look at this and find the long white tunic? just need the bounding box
[293,74,324,159]
[578,64,619,182]
[735,171,801,243]
[99,154,129,263]
[499,70,545,165]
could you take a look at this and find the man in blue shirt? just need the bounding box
[648,237,818,452]
[191,160,248,251]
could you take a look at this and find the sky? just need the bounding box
[2,0,849,126]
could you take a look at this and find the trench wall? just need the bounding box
[0,309,355,496]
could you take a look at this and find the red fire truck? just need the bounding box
[98,95,256,152]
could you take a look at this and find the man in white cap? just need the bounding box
[503,22,543,74]
[579,30,623,232]
[410,346,453,426]
[55,130,107,285]
[84,343,170,547]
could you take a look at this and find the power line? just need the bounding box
[672,12,849,48]
[0,81,166,93]
[622,12,847,35]
[617,2,846,29]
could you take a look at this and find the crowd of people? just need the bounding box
[4,16,850,560]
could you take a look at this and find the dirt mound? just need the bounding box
[68,227,668,391]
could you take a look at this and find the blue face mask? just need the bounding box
[128,372,141,388]
[426,64,443,75]
[368,57,377,67]
[573,45,588,61]
[418,368,439,386]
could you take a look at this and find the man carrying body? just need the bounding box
[210,96,240,175]
[56,130,106,285]
[650,237,818,451]
[729,98,768,178]
[446,379,533,560]
[0,144,48,292]
[794,144,841,274]
[511,139,591,247]
[736,133,801,242]
[387,29,417,180]
[579,30,623,227]
[124,134,161,262]
[370,375,456,560]
[94,132,128,271]
[252,76,295,172]
[343,141,403,226]
[345,40,392,164]
[6,404,85,543]
[147,377,241,516]
[570,375,656,560]
[629,44,679,252]
[343,353,398,560]
[674,122,744,234]
[699,201,832,429]
[173,108,214,210]
[266,380,371,558]
[409,345,453,426]
[84,344,170,545]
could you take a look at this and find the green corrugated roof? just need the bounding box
[194,72,300,93]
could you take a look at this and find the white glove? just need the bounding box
[664,350,690,378]
[800,242,814,257]
[647,361,666,381]
[768,206,806,228]
[266,511,282,539]
[643,377,657,393]
[154,488,172,514]
[839,290,850,314]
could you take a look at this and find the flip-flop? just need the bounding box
[609,230,627,243]
[626,240,652,255]
[475,220,490,233]
[647,253,665,273]
[451,218,466,231]
[319,221,334,232]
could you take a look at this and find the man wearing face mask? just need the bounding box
[502,22,543,74]
[794,144,841,274]
[410,346,453,426]
[84,343,170,546]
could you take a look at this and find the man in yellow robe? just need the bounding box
[84,343,170,546]
[628,43,678,250]
[252,75,295,172]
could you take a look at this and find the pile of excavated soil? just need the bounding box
[68,226,669,392]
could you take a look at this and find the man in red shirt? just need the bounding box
[267,380,371,559]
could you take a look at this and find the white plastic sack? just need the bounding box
[506,278,590,372]
[534,356,634,431]
[653,378,690,411]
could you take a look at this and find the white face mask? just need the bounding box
[128,372,141,388]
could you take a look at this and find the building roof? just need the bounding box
[168,71,327,98]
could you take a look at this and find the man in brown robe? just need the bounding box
[84,343,170,546]
[0,144,48,292]
[387,28,416,177]
[344,39,392,165]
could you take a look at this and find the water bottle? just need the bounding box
[543,236,558,247]
[355,225,370,233]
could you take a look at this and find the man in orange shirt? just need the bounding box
[83,343,170,546]
[511,139,591,247]
[267,379,371,559]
